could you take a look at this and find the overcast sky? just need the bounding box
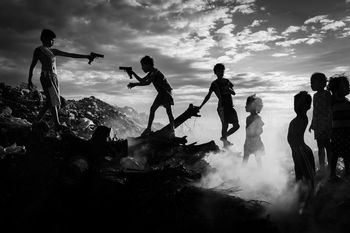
[1,0,350,142]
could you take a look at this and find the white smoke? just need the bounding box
[194,115,309,220]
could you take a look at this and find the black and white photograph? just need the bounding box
[1,0,350,232]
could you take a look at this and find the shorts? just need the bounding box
[218,106,238,124]
[40,71,60,108]
[153,91,174,107]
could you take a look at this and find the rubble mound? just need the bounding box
[64,96,147,138]
[0,82,278,233]
[0,82,161,139]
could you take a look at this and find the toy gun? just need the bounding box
[119,66,133,79]
[88,52,104,64]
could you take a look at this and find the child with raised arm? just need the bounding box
[199,63,239,147]
[287,91,316,186]
[28,29,95,130]
[127,55,175,137]
[328,75,350,181]
[243,94,265,168]
[309,72,332,172]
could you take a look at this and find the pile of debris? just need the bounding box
[0,82,161,140]
[0,83,278,233]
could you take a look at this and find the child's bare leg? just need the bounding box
[227,122,240,137]
[50,106,60,127]
[37,103,49,122]
[165,106,175,130]
[221,121,228,140]
[145,104,159,132]
[316,139,326,170]
[256,155,262,169]
[324,139,332,170]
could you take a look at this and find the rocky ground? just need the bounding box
[0,83,278,233]
[2,82,350,233]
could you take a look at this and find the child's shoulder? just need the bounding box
[34,46,42,52]
[222,78,233,87]
[316,89,331,96]
[247,114,261,123]
[210,79,219,86]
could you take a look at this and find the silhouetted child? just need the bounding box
[309,72,332,172]
[287,91,315,186]
[243,94,265,168]
[127,55,175,137]
[28,29,95,130]
[199,63,239,147]
[328,75,350,180]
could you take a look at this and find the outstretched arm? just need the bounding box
[52,49,90,59]
[128,70,154,84]
[128,72,154,89]
[28,49,39,89]
[199,90,213,109]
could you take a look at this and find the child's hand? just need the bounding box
[127,83,136,89]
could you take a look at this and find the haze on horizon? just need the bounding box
[1,0,350,145]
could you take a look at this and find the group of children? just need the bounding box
[29,29,349,183]
[288,73,350,186]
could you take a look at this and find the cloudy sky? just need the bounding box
[1,0,350,143]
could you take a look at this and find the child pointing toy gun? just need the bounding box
[125,55,175,137]
[119,66,133,79]
[28,28,104,131]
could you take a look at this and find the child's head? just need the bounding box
[245,94,263,113]
[40,29,56,47]
[294,91,311,115]
[213,63,225,79]
[310,72,327,91]
[140,55,154,73]
[328,75,350,97]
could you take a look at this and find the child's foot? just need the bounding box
[223,140,233,148]
[220,137,233,147]
[141,128,152,136]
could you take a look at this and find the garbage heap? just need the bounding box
[0,82,161,140]
[0,83,277,233]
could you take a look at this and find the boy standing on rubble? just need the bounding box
[199,63,240,147]
[127,55,175,137]
[28,29,96,130]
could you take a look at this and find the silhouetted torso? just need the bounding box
[210,78,233,109]
[288,114,308,147]
[36,46,57,74]
[311,89,332,139]
[246,114,263,137]
[147,68,172,93]
[244,113,264,156]
[288,114,315,181]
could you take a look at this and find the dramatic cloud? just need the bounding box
[0,0,349,121]
[281,26,303,36]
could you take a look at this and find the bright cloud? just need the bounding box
[304,15,328,24]
[281,26,302,36]
[272,53,290,57]
[321,20,346,31]
[250,19,267,27]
